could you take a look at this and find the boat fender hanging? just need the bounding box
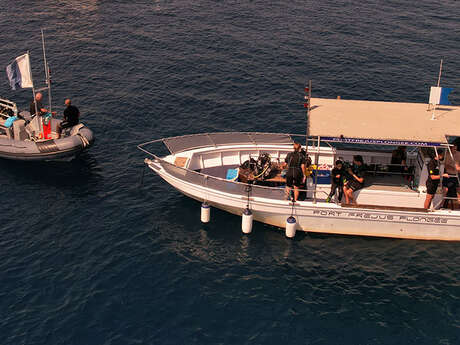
[285,216,297,238]
[242,208,253,234]
[201,202,210,223]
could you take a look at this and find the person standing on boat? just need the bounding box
[441,143,460,206]
[283,142,306,202]
[424,151,447,209]
[57,99,80,138]
[343,155,365,204]
[326,160,344,203]
[390,146,408,173]
[29,92,47,116]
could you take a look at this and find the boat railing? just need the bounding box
[0,98,18,118]
[145,155,326,202]
[138,132,318,156]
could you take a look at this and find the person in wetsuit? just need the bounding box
[283,142,306,202]
[326,160,344,203]
[390,146,408,173]
[442,142,460,206]
[343,155,365,204]
[29,92,47,116]
[57,99,80,138]
[424,151,447,209]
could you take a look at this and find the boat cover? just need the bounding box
[308,98,460,145]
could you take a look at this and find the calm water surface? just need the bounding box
[0,1,459,344]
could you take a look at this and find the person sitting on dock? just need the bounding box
[283,141,306,202]
[343,155,365,204]
[57,99,80,138]
[326,160,344,203]
[424,151,447,209]
[442,142,460,207]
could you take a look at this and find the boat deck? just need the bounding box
[198,165,239,178]
[198,164,416,194]
[364,175,416,193]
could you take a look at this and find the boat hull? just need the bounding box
[0,126,94,162]
[149,160,460,241]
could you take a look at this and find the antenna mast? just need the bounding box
[304,80,312,152]
[437,58,443,87]
[41,28,52,114]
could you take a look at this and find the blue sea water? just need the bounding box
[1,1,460,344]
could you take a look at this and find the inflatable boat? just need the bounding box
[0,98,94,161]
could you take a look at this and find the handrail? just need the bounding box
[144,155,318,197]
[138,132,297,156]
[0,98,18,117]
[138,131,452,159]
[137,131,339,157]
[138,132,439,203]
[137,138,165,156]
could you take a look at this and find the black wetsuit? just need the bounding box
[285,151,305,187]
[426,158,440,195]
[390,148,408,174]
[29,100,44,116]
[328,167,344,201]
[61,105,80,130]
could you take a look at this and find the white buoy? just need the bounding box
[285,216,297,238]
[201,202,210,223]
[242,208,253,234]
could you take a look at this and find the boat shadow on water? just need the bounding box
[0,151,102,189]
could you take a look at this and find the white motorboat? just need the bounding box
[138,97,460,241]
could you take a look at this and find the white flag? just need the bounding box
[6,53,33,90]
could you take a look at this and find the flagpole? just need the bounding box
[28,50,39,119]
[305,80,312,153]
[41,28,52,115]
[27,50,45,137]
[437,59,443,87]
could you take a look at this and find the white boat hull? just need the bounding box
[149,160,460,241]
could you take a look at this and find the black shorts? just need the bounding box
[426,179,439,195]
[286,168,303,187]
[347,178,363,191]
[442,176,459,189]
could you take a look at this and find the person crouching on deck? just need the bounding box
[326,160,344,203]
[283,142,306,202]
[424,151,447,209]
[343,155,365,204]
